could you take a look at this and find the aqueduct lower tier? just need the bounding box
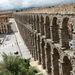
[14,13,75,75]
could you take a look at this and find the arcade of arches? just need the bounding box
[14,13,75,75]
[0,15,12,34]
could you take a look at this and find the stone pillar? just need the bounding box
[45,43,51,74]
[35,32,38,60]
[33,31,39,61]
[33,46,37,61]
[37,33,42,64]
[44,16,51,39]
[1,25,3,34]
[57,17,64,48]
[36,15,40,33]
[40,15,44,35]
[71,17,75,50]
[32,15,37,60]
[51,49,54,75]
[41,38,46,69]
[40,15,47,68]
[31,33,34,57]
[70,57,75,75]
[59,59,63,75]
[50,16,53,42]
[31,33,35,57]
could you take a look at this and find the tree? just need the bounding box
[0,53,43,75]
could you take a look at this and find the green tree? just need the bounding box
[0,53,43,75]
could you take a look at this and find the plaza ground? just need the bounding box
[0,18,31,61]
[0,18,48,75]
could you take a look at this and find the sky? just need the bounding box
[0,0,75,10]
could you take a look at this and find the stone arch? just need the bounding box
[36,15,40,33]
[40,15,44,35]
[45,16,51,39]
[52,17,59,43]
[62,56,72,75]
[46,43,51,74]
[33,15,37,30]
[53,48,60,75]
[61,17,70,49]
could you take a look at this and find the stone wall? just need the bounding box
[14,12,75,75]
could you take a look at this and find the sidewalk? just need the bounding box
[9,18,32,59]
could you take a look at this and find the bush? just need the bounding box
[0,53,43,75]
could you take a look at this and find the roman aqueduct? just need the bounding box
[14,6,75,75]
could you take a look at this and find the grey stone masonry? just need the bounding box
[14,13,75,75]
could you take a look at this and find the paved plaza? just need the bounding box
[0,18,32,61]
